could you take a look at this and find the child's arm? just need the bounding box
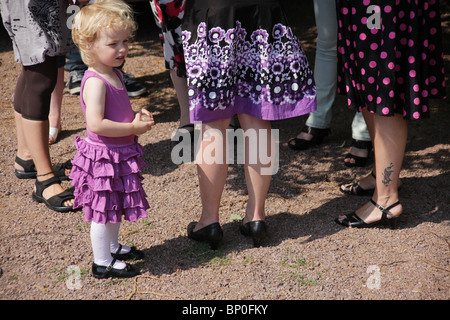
[83,77,154,137]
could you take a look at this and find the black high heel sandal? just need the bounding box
[240,220,267,248]
[288,126,330,151]
[344,139,373,167]
[187,222,223,250]
[340,172,376,196]
[335,199,401,229]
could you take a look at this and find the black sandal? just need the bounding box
[14,156,36,179]
[288,125,330,150]
[32,175,76,212]
[340,172,376,196]
[14,156,72,180]
[344,139,373,167]
[335,199,401,229]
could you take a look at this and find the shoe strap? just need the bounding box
[15,156,35,172]
[351,139,372,150]
[370,199,400,218]
[113,244,123,256]
[301,125,330,137]
[35,176,62,195]
[104,258,117,274]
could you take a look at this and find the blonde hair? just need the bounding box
[72,0,137,66]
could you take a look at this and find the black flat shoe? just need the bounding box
[111,244,144,261]
[187,222,223,250]
[335,199,401,229]
[14,156,36,179]
[92,260,140,279]
[240,220,267,248]
[32,176,76,212]
[344,139,373,167]
[288,126,330,151]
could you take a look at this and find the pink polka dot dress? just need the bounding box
[336,0,446,120]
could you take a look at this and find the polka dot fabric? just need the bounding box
[336,0,446,120]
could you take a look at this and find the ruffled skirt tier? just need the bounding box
[70,136,149,224]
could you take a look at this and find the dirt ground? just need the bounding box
[0,2,448,304]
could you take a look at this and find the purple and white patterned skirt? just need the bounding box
[182,0,317,123]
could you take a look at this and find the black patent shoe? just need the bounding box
[187,222,223,250]
[335,199,401,229]
[92,260,140,279]
[111,244,144,261]
[240,220,267,248]
[288,126,330,151]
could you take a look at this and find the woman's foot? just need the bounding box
[340,171,402,196]
[240,220,267,247]
[187,221,223,250]
[335,198,402,228]
[340,172,376,196]
[49,126,61,144]
[32,174,75,211]
[288,126,330,150]
[344,139,373,167]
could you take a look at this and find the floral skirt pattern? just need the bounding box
[149,0,186,77]
[182,0,317,123]
[336,0,446,120]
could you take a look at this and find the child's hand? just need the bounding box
[132,110,155,135]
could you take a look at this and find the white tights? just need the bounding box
[90,221,131,269]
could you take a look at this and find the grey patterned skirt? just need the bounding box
[0,0,75,66]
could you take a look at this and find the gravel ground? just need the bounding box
[0,2,448,304]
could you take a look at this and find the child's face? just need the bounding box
[90,28,130,69]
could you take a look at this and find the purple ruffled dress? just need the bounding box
[70,69,149,224]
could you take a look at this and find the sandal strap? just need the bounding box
[114,245,123,256]
[14,156,35,172]
[52,160,72,174]
[104,258,117,275]
[301,125,330,138]
[351,139,372,150]
[370,199,401,219]
[36,175,62,192]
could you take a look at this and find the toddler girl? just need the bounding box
[70,0,155,278]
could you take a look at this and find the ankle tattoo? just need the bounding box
[382,162,394,186]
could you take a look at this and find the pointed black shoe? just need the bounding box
[92,259,140,279]
[187,222,223,250]
[111,244,144,261]
[240,220,267,248]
